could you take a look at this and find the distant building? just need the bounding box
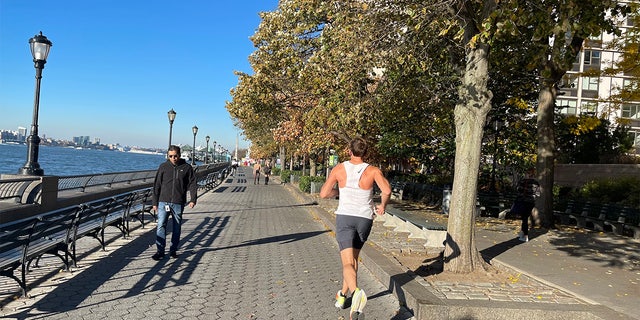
[558,8,640,154]
[73,136,91,146]
[1,129,20,143]
[17,127,27,142]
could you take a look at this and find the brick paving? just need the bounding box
[1,166,638,319]
[0,167,412,319]
[311,196,585,305]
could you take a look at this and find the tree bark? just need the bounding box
[310,157,317,177]
[444,41,492,273]
[535,82,557,228]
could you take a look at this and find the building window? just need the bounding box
[561,75,579,88]
[581,77,599,91]
[557,99,577,115]
[623,78,638,91]
[580,101,598,115]
[584,50,601,65]
[629,130,640,148]
[622,104,640,119]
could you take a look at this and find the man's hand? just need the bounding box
[375,204,386,216]
[152,205,158,213]
[188,202,195,209]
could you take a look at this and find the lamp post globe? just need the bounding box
[19,32,52,176]
[167,108,176,150]
[205,135,210,164]
[191,125,198,165]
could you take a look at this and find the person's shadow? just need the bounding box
[479,229,548,262]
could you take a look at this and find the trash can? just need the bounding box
[442,186,451,215]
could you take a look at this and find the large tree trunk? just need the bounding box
[309,156,317,177]
[535,82,557,228]
[534,36,582,229]
[444,41,492,273]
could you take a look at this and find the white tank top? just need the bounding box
[335,161,374,220]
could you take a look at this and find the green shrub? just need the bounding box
[576,177,640,209]
[299,175,326,193]
[280,169,291,183]
[273,167,281,176]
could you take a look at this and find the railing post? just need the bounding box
[37,176,59,207]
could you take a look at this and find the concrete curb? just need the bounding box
[281,181,635,320]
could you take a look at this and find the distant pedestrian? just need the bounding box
[511,170,540,242]
[253,161,262,184]
[231,159,239,176]
[263,162,272,185]
[151,145,197,260]
[319,137,391,320]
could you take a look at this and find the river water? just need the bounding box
[0,144,168,176]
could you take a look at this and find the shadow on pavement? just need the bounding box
[546,228,640,271]
[7,215,229,318]
[199,201,319,214]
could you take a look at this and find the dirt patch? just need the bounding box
[392,251,520,284]
[385,200,528,284]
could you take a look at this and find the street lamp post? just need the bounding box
[191,126,198,165]
[167,109,176,150]
[213,141,217,163]
[205,135,210,164]
[19,32,52,176]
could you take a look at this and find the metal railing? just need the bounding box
[0,177,41,204]
[0,163,231,207]
[58,170,157,192]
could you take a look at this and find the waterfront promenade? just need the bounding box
[0,167,409,319]
[0,166,638,319]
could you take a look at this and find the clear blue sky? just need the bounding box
[0,0,278,151]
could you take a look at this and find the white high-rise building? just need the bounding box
[558,5,640,154]
[17,126,27,142]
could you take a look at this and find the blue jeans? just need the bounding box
[156,202,184,253]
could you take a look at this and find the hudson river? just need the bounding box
[0,144,167,176]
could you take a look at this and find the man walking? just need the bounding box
[319,137,391,320]
[151,145,197,260]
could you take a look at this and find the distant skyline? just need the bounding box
[0,0,278,151]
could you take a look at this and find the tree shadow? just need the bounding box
[545,228,640,271]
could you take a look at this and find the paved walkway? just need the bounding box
[0,167,411,319]
[307,190,639,320]
[1,166,638,319]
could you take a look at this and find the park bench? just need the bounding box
[476,192,517,217]
[72,192,133,256]
[553,200,640,238]
[124,188,154,234]
[390,181,406,200]
[602,203,628,235]
[0,205,81,297]
[621,207,640,239]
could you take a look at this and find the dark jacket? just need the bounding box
[516,178,540,204]
[152,158,197,207]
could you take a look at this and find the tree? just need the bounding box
[555,114,635,164]
[524,0,628,228]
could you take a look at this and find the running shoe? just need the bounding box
[335,290,347,309]
[350,288,367,320]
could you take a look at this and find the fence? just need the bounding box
[0,163,230,221]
